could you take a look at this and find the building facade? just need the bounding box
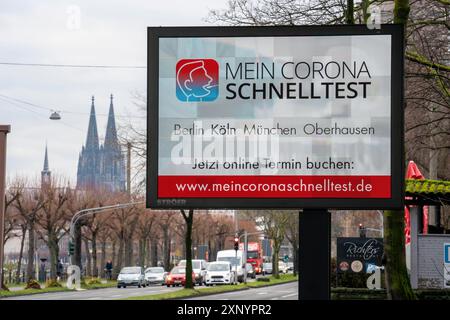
[76,95,126,192]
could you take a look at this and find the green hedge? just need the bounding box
[415,290,450,300]
[331,288,387,300]
[331,288,450,300]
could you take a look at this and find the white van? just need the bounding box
[216,249,244,282]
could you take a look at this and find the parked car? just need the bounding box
[286,262,294,272]
[117,266,146,288]
[262,262,272,275]
[278,261,289,274]
[245,263,256,279]
[144,267,167,285]
[177,259,207,285]
[204,261,236,286]
[165,266,196,287]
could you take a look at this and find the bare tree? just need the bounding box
[136,209,156,268]
[285,212,299,276]
[97,219,113,278]
[4,180,27,282]
[156,211,177,270]
[3,182,20,244]
[81,190,114,277]
[208,0,348,26]
[212,216,234,260]
[110,196,140,274]
[11,178,45,281]
[36,176,70,280]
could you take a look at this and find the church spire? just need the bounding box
[41,143,51,187]
[86,95,99,151]
[43,143,49,171]
[104,94,118,149]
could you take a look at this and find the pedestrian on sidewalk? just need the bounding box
[105,260,113,280]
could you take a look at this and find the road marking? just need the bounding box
[281,293,297,298]
[111,294,123,298]
[257,292,268,295]
[271,298,279,300]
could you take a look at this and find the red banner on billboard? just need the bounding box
[158,175,390,198]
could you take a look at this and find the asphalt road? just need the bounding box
[1,277,297,301]
[186,281,298,300]
[1,284,180,300]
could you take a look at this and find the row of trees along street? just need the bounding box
[3,176,299,286]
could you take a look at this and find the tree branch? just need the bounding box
[406,51,450,73]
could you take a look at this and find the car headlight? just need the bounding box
[167,276,172,281]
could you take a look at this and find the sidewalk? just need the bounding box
[6,283,48,291]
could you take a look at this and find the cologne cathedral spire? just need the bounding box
[77,94,125,192]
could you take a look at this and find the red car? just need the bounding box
[165,266,196,287]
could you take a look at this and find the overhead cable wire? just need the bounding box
[0,62,146,69]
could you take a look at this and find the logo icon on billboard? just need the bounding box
[351,260,363,273]
[176,59,219,102]
[339,261,349,272]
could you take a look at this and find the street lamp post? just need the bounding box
[0,125,11,290]
[69,201,144,265]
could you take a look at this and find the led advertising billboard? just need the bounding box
[147,25,404,209]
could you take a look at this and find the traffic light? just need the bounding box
[234,235,239,251]
[359,223,367,238]
[69,241,75,256]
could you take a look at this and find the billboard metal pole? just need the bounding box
[244,231,247,283]
[299,209,330,300]
[0,125,11,290]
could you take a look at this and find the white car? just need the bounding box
[262,262,273,275]
[117,266,146,288]
[217,250,245,282]
[278,261,289,274]
[205,261,236,286]
[144,267,167,285]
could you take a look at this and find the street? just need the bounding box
[1,280,298,301]
[186,282,298,301]
[1,284,179,300]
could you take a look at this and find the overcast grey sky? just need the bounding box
[0,0,227,184]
